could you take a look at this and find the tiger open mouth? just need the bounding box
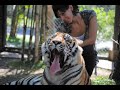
[50,49,64,76]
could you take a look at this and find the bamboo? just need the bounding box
[28,5,35,61]
[34,5,41,63]
[21,5,30,61]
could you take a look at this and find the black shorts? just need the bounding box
[82,45,98,77]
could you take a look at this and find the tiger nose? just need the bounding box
[52,41,61,45]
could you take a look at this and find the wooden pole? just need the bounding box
[34,5,42,63]
[0,5,7,52]
[110,6,120,84]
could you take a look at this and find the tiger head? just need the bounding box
[41,32,84,76]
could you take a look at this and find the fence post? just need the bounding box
[0,5,7,52]
[110,5,120,85]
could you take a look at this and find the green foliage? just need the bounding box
[7,35,22,47]
[7,17,11,26]
[92,76,115,85]
[79,5,91,11]
[7,36,21,44]
[31,60,46,70]
[6,33,35,48]
[79,5,115,41]
[25,5,32,9]
[16,5,33,27]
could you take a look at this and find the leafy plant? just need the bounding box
[91,76,115,85]
[79,5,115,41]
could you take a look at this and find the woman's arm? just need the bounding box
[79,16,98,47]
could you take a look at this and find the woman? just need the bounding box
[52,5,98,77]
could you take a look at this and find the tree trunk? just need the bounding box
[9,5,19,38]
[111,5,120,85]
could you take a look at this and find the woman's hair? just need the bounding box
[52,5,79,18]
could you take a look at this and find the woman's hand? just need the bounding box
[77,15,98,47]
[75,38,83,46]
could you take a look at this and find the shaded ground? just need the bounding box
[0,53,44,85]
[0,52,113,85]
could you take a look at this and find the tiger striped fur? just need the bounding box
[4,32,90,85]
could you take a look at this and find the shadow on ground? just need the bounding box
[0,57,44,85]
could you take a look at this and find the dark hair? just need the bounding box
[52,5,79,18]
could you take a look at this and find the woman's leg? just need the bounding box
[82,53,98,77]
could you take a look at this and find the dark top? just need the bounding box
[80,10,97,54]
[80,10,96,40]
